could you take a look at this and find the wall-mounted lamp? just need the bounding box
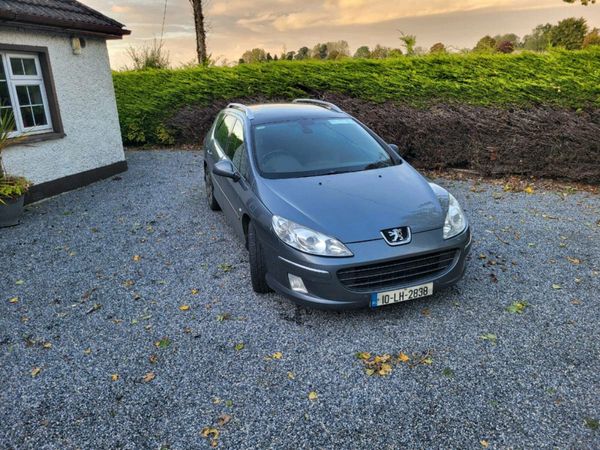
[71,37,86,55]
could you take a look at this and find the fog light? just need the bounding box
[288,274,307,294]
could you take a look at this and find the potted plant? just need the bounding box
[0,111,30,228]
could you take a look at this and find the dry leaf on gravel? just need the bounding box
[217,414,231,426]
[143,372,156,383]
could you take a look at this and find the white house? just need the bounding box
[0,0,129,203]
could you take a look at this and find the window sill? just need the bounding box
[10,131,65,145]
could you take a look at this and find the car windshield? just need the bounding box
[252,117,395,179]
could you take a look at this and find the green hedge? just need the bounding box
[113,49,600,145]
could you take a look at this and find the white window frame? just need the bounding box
[1,52,53,137]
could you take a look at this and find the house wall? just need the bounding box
[0,28,125,186]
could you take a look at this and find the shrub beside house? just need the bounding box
[0,0,129,204]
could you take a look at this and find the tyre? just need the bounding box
[248,222,272,293]
[204,165,220,211]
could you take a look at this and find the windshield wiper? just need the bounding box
[363,160,392,171]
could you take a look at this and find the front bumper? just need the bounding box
[262,226,472,310]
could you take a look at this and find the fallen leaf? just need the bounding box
[585,418,599,430]
[480,440,489,448]
[398,352,410,363]
[271,352,283,359]
[149,354,158,364]
[356,352,371,360]
[200,427,220,439]
[421,307,431,317]
[179,305,190,311]
[15,279,24,285]
[234,342,245,351]
[571,299,582,305]
[217,414,232,426]
[480,333,497,345]
[8,297,19,304]
[287,371,295,380]
[83,348,92,355]
[552,284,562,290]
[218,263,233,272]
[191,288,199,295]
[31,367,41,377]
[42,342,52,349]
[506,301,528,314]
[442,367,455,378]
[566,257,581,265]
[524,185,535,194]
[308,391,318,401]
[155,337,171,348]
[111,374,119,382]
[216,313,231,322]
[142,371,156,383]
[133,255,141,262]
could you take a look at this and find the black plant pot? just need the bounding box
[0,195,25,227]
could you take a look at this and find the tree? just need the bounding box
[370,44,390,59]
[549,17,588,49]
[493,33,521,47]
[399,31,417,55]
[311,43,328,59]
[189,0,208,65]
[266,52,273,61]
[583,28,600,47]
[563,0,596,4]
[240,48,267,64]
[496,40,515,53]
[284,51,295,60]
[295,47,310,60]
[388,48,404,57]
[523,24,553,51]
[473,35,497,52]
[354,46,371,58]
[430,42,447,54]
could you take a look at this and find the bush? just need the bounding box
[113,48,600,147]
[124,39,170,70]
[583,28,600,48]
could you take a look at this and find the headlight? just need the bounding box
[272,215,353,257]
[443,193,466,239]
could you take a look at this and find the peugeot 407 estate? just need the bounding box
[203,99,471,309]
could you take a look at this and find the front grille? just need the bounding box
[337,249,458,292]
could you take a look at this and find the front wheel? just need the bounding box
[248,222,272,293]
[204,166,220,211]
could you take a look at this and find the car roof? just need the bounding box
[226,103,349,125]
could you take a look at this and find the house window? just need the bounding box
[0,52,53,136]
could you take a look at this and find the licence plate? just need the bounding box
[371,282,433,307]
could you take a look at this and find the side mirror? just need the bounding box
[388,144,400,154]
[213,160,240,182]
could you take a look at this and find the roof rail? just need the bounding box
[227,103,254,119]
[292,98,343,113]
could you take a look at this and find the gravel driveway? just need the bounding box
[1,150,599,449]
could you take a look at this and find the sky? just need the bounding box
[84,0,600,69]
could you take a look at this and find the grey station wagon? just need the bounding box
[203,99,471,309]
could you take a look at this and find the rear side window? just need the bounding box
[228,119,244,161]
[214,115,237,154]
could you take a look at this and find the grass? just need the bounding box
[113,49,600,145]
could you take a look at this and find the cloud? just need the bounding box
[111,5,133,14]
